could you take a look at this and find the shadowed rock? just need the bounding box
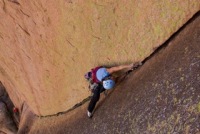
[0,102,17,134]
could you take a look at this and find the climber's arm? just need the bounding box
[106,64,133,74]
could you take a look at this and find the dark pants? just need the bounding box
[87,84,105,113]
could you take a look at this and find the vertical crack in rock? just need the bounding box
[7,0,20,5]
[66,39,78,51]
[7,13,31,37]
[32,20,36,25]
[20,9,30,17]
[0,34,3,39]
[2,0,6,12]
[8,14,15,21]
[17,24,30,36]
[65,0,73,4]
[92,35,102,40]
[21,49,31,60]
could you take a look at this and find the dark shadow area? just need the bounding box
[0,82,18,133]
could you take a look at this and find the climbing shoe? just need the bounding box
[87,111,92,118]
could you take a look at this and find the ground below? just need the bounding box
[27,13,200,134]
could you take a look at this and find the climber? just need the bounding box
[84,63,134,118]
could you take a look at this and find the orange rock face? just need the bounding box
[0,0,199,116]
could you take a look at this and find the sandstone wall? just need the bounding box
[0,0,199,116]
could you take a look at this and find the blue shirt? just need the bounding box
[96,68,110,81]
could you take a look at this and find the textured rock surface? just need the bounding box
[17,103,37,134]
[0,102,17,134]
[0,0,199,116]
[29,12,200,134]
[0,82,18,134]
